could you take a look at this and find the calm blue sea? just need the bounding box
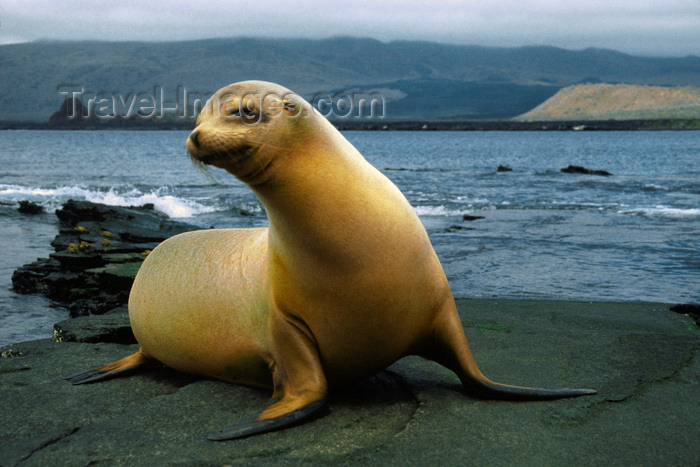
[1,129,698,345]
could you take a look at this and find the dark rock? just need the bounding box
[561,165,612,176]
[52,308,136,344]
[669,303,700,325]
[445,225,475,232]
[65,290,130,317]
[17,200,44,214]
[49,251,106,270]
[497,165,513,172]
[462,214,485,221]
[86,262,143,294]
[11,258,60,295]
[55,199,106,224]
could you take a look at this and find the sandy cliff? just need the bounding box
[515,84,700,121]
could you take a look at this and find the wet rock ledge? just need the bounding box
[12,200,195,322]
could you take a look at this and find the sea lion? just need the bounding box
[66,80,595,440]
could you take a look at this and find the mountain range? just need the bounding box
[1,37,699,122]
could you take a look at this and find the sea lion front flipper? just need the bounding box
[207,397,327,441]
[209,313,329,441]
[65,349,155,385]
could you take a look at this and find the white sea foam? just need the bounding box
[84,189,216,218]
[0,184,216,218]
[642,184,667,191]
[413,205,483,217]
[619,206,700,218]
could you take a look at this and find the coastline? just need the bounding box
[1,118,699,131]
[1,298,697,465]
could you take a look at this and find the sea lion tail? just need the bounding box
[65,349,155,385]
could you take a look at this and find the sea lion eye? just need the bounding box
[283,99,300,117]
[229,108,241,117]
[238,96,261,120]
[223,105,253,120]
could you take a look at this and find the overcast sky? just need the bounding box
[1,0,698,56]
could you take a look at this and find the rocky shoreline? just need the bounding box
[2,200,699,464]
[11,200,195,340]
[10,199,700,342]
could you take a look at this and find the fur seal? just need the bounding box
[66,80,595,440]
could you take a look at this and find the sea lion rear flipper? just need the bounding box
[208,313,329,441]
[65,349,155,385]
[422,305,596,400]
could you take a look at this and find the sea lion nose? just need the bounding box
[190,130,201,148]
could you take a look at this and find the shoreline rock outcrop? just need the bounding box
[11,200,195,317]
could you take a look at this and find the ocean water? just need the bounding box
[0,129,698,345]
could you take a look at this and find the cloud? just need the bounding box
[1,0,698,56]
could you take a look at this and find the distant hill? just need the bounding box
[1,37,699,122]
[514,84,700,121]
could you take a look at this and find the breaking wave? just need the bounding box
[0,184,217,218]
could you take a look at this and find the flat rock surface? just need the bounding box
[1,299,698,466]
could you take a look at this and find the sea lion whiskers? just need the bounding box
[188,151,211,174]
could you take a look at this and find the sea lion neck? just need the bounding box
[253,118,421,271]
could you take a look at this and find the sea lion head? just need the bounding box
[186,81,312,186]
